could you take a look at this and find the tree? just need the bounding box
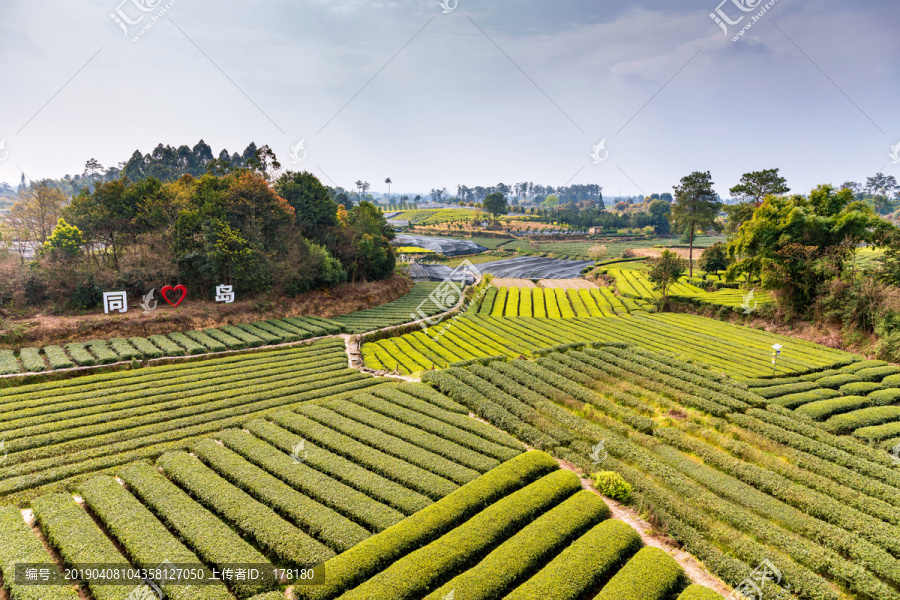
[42,218,84,260]
[10,180,68,243]
[647,250,687,305]
[729,169,789,207]
[671,171,722,277]
[542,195,560,209]
[648,199,671,235]
[866,173,897,198]
[698,242,728,279]
[84,158,104,180]
[588,244,608,262]
[275,171,338,245]
[430,188,446,203]
[483,192,509,221]
[385,177,392,200]
[727,185,878,313]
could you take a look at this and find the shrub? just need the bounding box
[128,336,163,359]
[19,347,47,372]
[148,334,185,356]
[752,380,818,399]
[854,365,900,382]
[293,450,560,600]
[839,381,883,396]
[167,332,206,354]
[796,395,871,421]
[841,360,889,374]
[596,546,689,600]
[504,518,642,600]
[678,584,724,600]
[772,388,841,408]
[592,471,633,502]
[64,342,95,366]
[816,373,861,389]
[826,406,900,435]
[43,345,74,369]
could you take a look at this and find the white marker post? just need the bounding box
[771,343,782,377]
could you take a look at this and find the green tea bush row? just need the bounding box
[333,469,582,600]
[148,334,186,356]
[251,320,297,342]
[157,450,334,565]
[129,336,164,358]
[297,403,479,485]
[424,490,610,600]
[0,505,79,600]
[839,381,883,396]
[504,518,643,600]
[753,380,819,399]
[86,340,118,364]
[185,330,227,353]
[203,327,246,350]
[118,461,275,599]
[64,342,94,366]
[678,585,724,600]
[422,370,558,449]
[235,323,280,345]
[267,410,457,499]
[855,421,900,442]
[816,373,861,389]
[220,325,264,347]
[394,382,469,413]
[841,360,890,374]
[19,347,46,372]
[771,388,840,408]
[31,493,133,600]
[109,338,141,360]
[0,349,19,374]
[190,438,368,553]
[244,418,431,515]
[78,475,231,600]
[294,450,559,600]
[168,331,206,354]
[217,428,403,532]
[797,395,877,421]
[43,345,74,368]
[826,406,900,435]
[597,546,689,600]
[327,398,500,473]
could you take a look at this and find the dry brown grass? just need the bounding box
[1,276,413,349]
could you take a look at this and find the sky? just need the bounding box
[0,0,898,198]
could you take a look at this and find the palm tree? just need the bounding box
[355,180,364,202]
[385,177,392,201]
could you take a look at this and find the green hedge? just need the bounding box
[234,323,281,345]
[816,373,861,389]
[118,461,274,599]
[190,437,368,552]
[168,332,206,354]
[221,325,265,347]
[853,365,900,381]
[0,505,79,600]
[424,490,610,600]
[203,328,246,350]
[839,381,883,396]
[772,387,841,408]
[333,469,583,600]
[325,398,500,473]
[244,418,431,515]
[19,348,47,372]
[217,428,403,532]
[353,392,521,462]
[854,420,900,442]
[826,406,900,435]
[841,360,889,374]
[157,451,334,566]
[504,518,642,600]
[294,450,560,600]
[86,340,118,364]
[64,343,95,366]
[596,545,689,600]
[796,395,871,420]
[270,409,459,499]
[31,493,132,600]
[148,334,185,356]
[185,330,227,353]
[43,345,74,369]
[78,475,231,600]
[753,380,819,399]
[109,338,142,360]
[129,337,164,359]
[677,584,724,600]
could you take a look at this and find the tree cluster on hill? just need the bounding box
[0,154,395,311]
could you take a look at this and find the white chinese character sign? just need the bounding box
[103,291,128,314]
[216,284,235,303]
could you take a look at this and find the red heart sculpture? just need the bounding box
[161,285,187,307]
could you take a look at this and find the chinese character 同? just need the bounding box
[103,291,128,314]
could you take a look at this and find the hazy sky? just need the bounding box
[1,0,898,198]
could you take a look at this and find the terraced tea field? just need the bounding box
[362,311,854,377]
[423,344,900,600]
[333,283,445,334]
[609,267,775,311]
[478,285,652,317]
[0,339,385,504]
[0,316,343,376]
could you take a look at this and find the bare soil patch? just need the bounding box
[536,279,597,290]
[490,278,538,288]
[1,276,413,349]
[632,247,704,261]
